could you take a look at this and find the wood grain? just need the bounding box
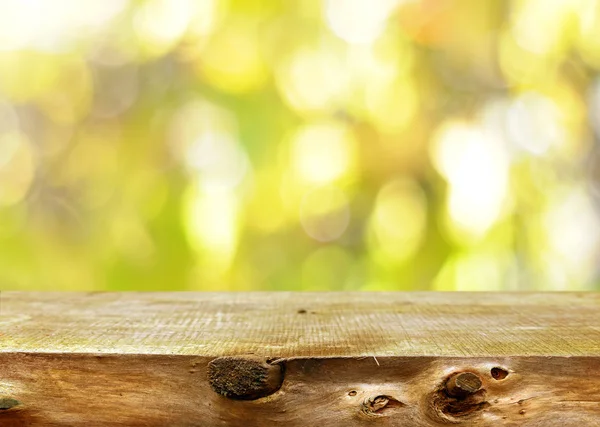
[0,292,599,426]
[1,292,599,357]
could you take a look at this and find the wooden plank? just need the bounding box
[0,292,599,426]
[1,292,600,357]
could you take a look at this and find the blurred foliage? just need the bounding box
[1,0,600,291]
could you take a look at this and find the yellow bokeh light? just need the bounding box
[187,0,223,39]
[505,86,585,160]
[170,99,237,147]
[169,99,249,192]
[324,0,398,45]
[368,178,427,263]
[0,52,62,101]
[195,19,268,93]
[366,78,418,134]
[183,183,240,273]
[431,120,510,238]
[576,0,600,68]
[343,25,417,130]
[276,44,350,115]
[177,0,227,61]
[498,34,552,86]
[133,0,193,58]
[0,0,126,52]
[0,0,42,51]
[188,131,250,193]
[433,252,507,291]
[0,131,35,207]
[540,84,587,159]
[506,92,563,155]
[290,121,357,185]
[543,186,600,285]
[511,0,573,57]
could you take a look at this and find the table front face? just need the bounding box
[1,354,599,426]
[1,292,600,425]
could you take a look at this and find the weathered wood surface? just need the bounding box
[0,292,599,426]
[2,292,599,357]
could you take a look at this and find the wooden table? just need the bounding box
[0,292,599,426]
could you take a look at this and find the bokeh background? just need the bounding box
[1,0,600,291]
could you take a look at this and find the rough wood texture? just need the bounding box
[0,292,599,426]
[2,292,599,357]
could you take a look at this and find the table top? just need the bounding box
[1,291,599,357]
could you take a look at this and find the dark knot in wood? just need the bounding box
[445,372,482,397]
[208,356,284,400]
[0,398,20,410]
[429,371,488,419]
[361,395,405,416]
